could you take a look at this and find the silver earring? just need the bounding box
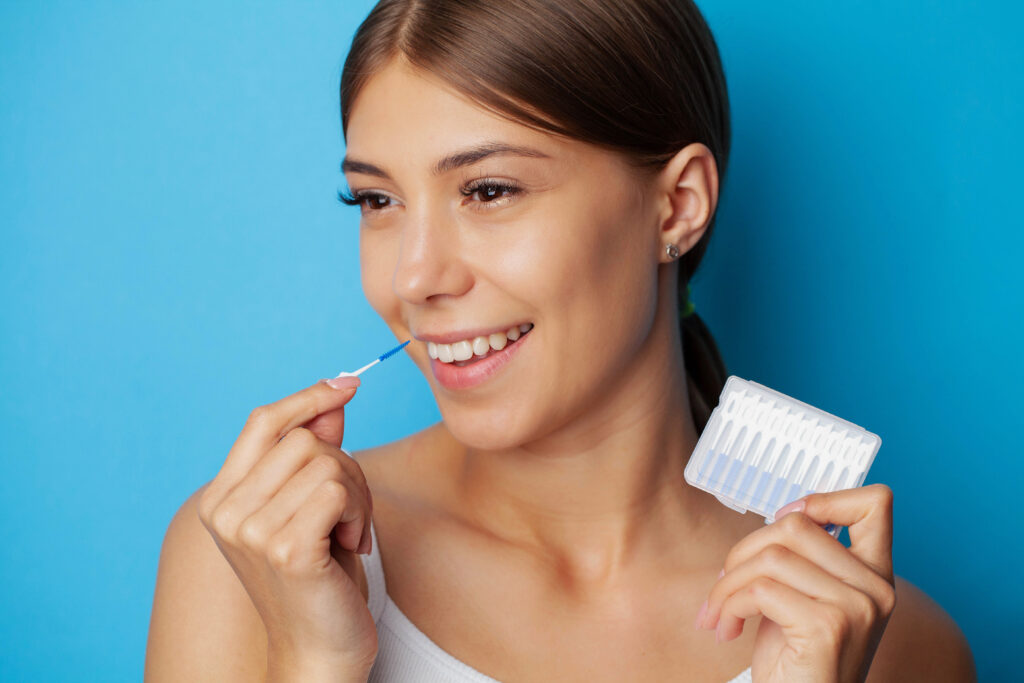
[665,243,681,260]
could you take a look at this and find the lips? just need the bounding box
[428,325,532,390]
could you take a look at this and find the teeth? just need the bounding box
[427,323,533,365]
[488,332,507,351]
[452,340,473,361]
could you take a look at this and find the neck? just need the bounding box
[450,307,736,587]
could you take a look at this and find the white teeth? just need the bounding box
[427,323,533,364]
[488,332,507,351]
[452,340,473,361]
[472,336,490,356]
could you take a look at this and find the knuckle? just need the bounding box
[780,510,812,532]
[246,405,272,429]
[853,591,879,625]
[209,505,238,538]
[319,478,349,506]
[237,517,268,550]
[749,576,776,597]
[872,483,895,509]
[312,453,344,479]
[761,543,790,569]
[879,583,897,616]
[197,490,216,526]
[266,534,298,570]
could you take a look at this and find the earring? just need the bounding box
[665,243,681,260]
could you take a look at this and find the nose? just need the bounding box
[391,208,473,304]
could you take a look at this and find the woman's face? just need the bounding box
[343,58,664,449]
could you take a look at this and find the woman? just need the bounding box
[146,1,975,681]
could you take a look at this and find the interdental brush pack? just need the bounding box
[684,376,881,540]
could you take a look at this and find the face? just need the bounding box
[343,58,664,450]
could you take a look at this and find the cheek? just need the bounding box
[520,202,652,320]
[359,232,398,319]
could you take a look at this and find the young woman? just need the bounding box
[146,1,975,681]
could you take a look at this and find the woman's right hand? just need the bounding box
[197,375,378,680]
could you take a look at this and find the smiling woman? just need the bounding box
[144,1,975,682]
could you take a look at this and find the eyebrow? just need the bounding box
[341,141,551,179]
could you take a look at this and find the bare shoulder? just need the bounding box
[866,574,976,682]
[145,481,267,682]
[346,421,453,498]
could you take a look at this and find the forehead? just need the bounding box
[344,58,579,168]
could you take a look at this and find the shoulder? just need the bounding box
[145,481,267,682]
[866,574,976,682]
[346,421,455,502]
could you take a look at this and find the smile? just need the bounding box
[424,323,534,390]
[427,323,534,366]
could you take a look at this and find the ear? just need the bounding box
[655,142,720,262]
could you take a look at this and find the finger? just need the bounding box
[704,543,876,638]
[237,452,366,553]
[207,427,322,536]
[777,484,894,581]
[715,576,845,662]
[304,405,347,448]
[724,511,895,607]
[274,479,368,565]
[216,378,361,489]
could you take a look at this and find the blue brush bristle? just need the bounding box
[378,339,410,361]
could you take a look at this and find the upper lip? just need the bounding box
[413,322,532,345]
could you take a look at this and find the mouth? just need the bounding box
[426,323,534,366]
[425,323,534,390]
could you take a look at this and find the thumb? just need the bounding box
[304,376,360,448]
[779,484,895,581]
[305,405,347,448]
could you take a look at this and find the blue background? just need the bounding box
[1,1,1019,680]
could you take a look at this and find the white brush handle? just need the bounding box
[334,358,380,378]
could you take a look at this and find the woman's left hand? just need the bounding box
[696,483,897,683]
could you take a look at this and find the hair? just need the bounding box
[340,0,730,433]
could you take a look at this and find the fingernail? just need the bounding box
[775,497,806,519]
[324,375,360,390]
[694,600,708,630]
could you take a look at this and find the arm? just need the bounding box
[145,482,373,682]
[865,575,976,682]
[145,482,268,682]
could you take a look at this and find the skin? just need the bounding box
[144,55,976,683]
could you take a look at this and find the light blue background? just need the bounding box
[1,1,1019,680]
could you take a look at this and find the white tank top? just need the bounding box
[359,519,754,682]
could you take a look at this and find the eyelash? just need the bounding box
[337,179,523,212]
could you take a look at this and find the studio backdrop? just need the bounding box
[1,1,1020,680]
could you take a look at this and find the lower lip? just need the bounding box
[429,330,532,390]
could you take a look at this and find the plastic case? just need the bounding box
[684,376,881,540]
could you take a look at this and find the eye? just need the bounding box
[337,188,394,212]
[460,179,522,207]
[337,179,524,214]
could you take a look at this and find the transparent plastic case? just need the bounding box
[684,376,881,540]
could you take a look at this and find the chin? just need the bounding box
[436,401,536,451]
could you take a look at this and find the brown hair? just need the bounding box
[340,0,730,433]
